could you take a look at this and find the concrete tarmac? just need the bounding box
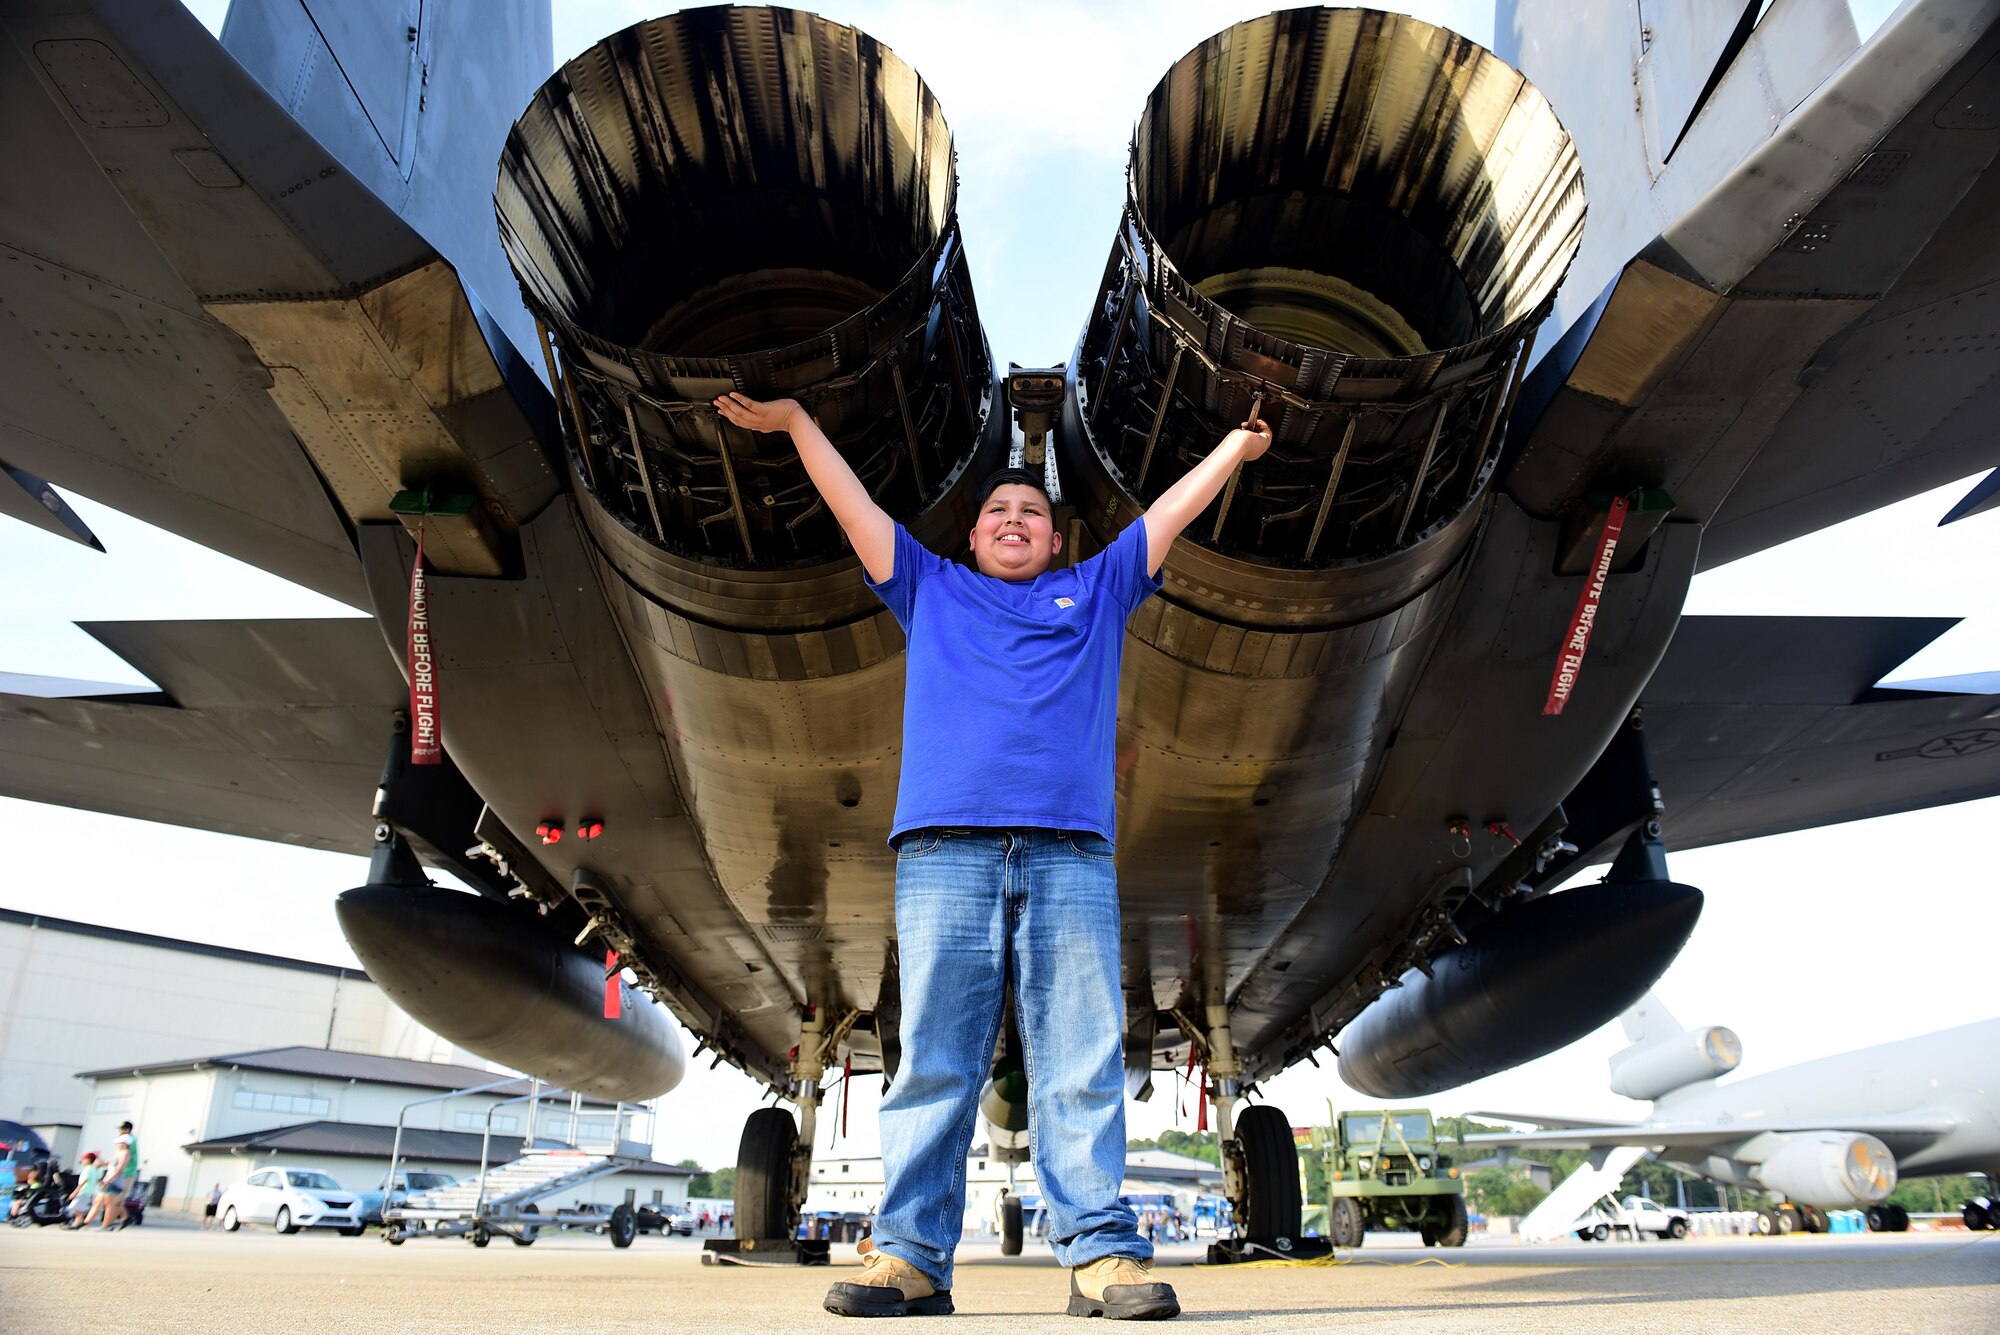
[3,1224,1996,1334]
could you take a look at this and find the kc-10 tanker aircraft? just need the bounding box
[1471,993,2000,1236]
[4,0,2000,1258]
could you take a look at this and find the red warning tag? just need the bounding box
[1543,496,1629,717]
[408,526,441,765]
[604,950,622,1020]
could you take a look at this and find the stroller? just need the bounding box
[8,1166,67,1227]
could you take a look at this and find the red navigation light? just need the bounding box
[535,822,562,845]
[577,819,605,841]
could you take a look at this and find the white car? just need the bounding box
[1573,1196,1690,1241]
[218,1167,366,1236]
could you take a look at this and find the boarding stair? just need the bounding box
[380,1081,655,1248]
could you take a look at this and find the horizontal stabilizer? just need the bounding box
[1543,617,2000,871]
[0,617,400,853]
[1643,615,1959,706]
[1875,670,2000,696]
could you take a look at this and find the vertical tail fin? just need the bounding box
[219,0,552,360]
[1618,990,1685,1045]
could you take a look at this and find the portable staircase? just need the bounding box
[380,1083,654,1248]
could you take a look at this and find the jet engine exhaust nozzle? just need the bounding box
[1070,8,1585,616]
[496,7,991,570]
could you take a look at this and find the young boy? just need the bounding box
[713,391,1270,1320]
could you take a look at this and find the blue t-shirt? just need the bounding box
[866,518,1162,843]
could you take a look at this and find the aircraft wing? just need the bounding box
[1468,1111,1642,1131]
[0,617,398,853]
[1464,1109,1962,1152]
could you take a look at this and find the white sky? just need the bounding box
[3,0,1990,1173]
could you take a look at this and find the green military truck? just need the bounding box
[1320,1107,1468,1248]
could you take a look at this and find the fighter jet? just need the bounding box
[3,0,1998,1260]
[1466,993,2000,1237]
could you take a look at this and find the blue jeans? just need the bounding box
[870,827,1146,1289]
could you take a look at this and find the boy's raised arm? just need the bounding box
[714,392,896,583]
[1140,416,1273,576]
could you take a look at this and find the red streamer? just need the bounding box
[1543,496,1629,716]
[604,950,621,1019]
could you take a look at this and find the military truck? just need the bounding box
[1321,1108,1468,1248]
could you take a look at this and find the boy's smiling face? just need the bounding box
[971,483,1062,581]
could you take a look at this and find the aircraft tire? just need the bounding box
[1754,1209,1777,1236]
[999,1195,1023,1256]
[734,1106,799,1242]
[1329,1198,1364,1249]
[1866,1205,1890,1232]
[1236,1105,1304,1244]
[1889,1203,1910,1232]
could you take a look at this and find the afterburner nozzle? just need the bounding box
[1072,8,1584,587]
[497,7,990,568]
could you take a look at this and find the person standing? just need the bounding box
[202,1182,222,1230]
[66,1153,102,1225]
[105,1121,139,1228]
[715,391,1270,1321]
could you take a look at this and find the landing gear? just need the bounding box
[608,1203,637,1248]
[999,1195,1024,1256]
[704,1005,836,1266]
[734,1106,799,1242]
[1200,1006,1330,1264]
[1866,1203,1911,1232]
[1237,1105,1303,1241]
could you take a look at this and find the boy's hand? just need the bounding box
[1224,417,1272,462]
[714,392,804,435]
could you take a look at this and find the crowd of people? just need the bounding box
[5,1120,142,1230]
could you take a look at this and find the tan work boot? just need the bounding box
[824,1245,954,1317]
[1068,1255,1180,1320]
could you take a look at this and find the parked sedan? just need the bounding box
[218,1167,365,1235]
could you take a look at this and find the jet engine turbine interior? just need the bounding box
[1752,1132,1899,1208]
[1066,7,1586,626]
[496,5,998,606]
